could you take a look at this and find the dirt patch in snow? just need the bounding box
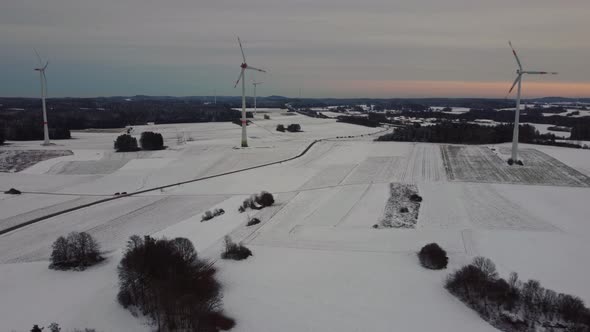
[379,183,421,228]
[0,150,73,173]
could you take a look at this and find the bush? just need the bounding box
[117,235,232,331]
[418,243,448,270]
[255,191,275,207]
[48,323,61,332]
[287,123,302,132]
[203,312,236,331]
[139,131,164,150]
[409,194,423,202]
[4,188,22,195]
[264,114,270,120]
[445,256,590,331]
[239,191,275,212]
[247,217,261,226]
[276,124,285,132]
[114,134,139,152]
[201,208,225,222]
[201,210,214,221]
[50,232,103,270]
[221,236,252,261]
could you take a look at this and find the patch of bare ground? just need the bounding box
[379,183,421,228]
[0,150,73,172]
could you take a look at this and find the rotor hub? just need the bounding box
[241,63,247,69]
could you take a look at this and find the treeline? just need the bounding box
[0,122,4,144]
[447,257,590,331]
[337,116,380,127]
[387,108,590,140]
[376,122,552,144]
[0,104,244,130]
[571,122,590,140]
[0,102,246,141]
[0,117,71,141]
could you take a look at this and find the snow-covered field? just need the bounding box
[441,145,590,186]
[1,115,590,332]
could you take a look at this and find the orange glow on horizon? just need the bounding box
[327,80,590,98]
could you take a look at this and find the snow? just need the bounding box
[217,246,498,332]
[320,111,346,118]
[1,116,590,331]
[431,106,471,114]
[0,257,147,332]
[523,122,570,138]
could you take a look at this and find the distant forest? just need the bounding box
[376,122,587,148]
[386,107,590,140]
[2,96,589,141]
[0,98,249,141]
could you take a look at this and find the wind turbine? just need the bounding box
[507,41,557,163]
[233,37,266,147]
[252,80,263,116]
[34,49,51,146]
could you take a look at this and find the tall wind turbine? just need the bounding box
[234,37,266,147]
[34,49,50,146]
[252,80,263,116]
[507,41,557,162]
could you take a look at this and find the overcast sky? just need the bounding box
[1,0,589,98]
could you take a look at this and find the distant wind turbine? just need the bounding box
[233,37,266,147]
[507,41,557,162]
[252,80,263,116]
[34,49,51,146]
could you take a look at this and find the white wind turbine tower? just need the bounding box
[233,37,266,147]
[507,41,557,163]
[34,49,51,146]
[252,80,263,116]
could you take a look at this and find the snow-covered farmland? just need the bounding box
[1,115,590,332]
[441,145,590,186]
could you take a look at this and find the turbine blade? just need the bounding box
[525,71,558,75]
[237,37,246,63]
[508,41,523,70]
[246,66,266,73]
[33,48,43,66]
[508,75,521,95]
[43,61,49,70]
[234,69,244,88]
